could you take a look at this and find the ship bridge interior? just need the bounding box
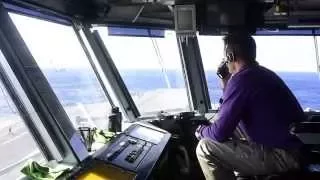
[0,0,320,179]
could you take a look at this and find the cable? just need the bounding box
[132,5,145,23]
[151,38,172,89]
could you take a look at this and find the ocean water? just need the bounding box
[206,71,320,110]
[0,69,319,115]
[278,72,320,109]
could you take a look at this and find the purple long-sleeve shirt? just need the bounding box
[200,64,305,149]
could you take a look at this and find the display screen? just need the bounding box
[129,126,164,144]
[76,162,136,180]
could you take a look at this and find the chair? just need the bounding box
[237,118,320,180]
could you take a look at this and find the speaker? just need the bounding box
[174,5,196,35]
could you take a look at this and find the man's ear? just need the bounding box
[227,52,235,62]
[225,45,236,62]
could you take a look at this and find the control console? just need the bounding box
[72,123,171,180]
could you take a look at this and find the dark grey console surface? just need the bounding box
[292,122,320,144]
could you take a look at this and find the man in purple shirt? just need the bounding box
[195,33,305,180]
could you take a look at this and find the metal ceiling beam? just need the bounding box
[177,36,211,114]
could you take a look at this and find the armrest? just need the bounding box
[308,115,320,122]
[291,122,320,144]
[292,122,320,134]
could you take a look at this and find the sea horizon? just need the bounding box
[0,69,319,115]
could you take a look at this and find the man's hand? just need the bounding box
[195,125,204,140]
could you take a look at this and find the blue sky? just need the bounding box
[10,13,319,72]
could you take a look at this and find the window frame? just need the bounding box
[0,51,55,160]
[81,26,141,121]
[177,35,211,114]
[91,26,193,117]
[0,54,49,177]
[10,13,115,130]
[0,6,87,164]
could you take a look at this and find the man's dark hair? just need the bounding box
[223,33,256,64]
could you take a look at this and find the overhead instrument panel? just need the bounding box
[4,0,320,34]
[197,0,265,35]
[70,123,171,180]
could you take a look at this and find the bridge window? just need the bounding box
[0,52,44,179]
[255,36,320,111]
[198,36,224,109]
[95,28,189,116]
[10,13,112,129]
[198,35,320,111]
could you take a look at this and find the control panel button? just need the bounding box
[125,156,135,163]
[106,152,116,161]
[128,138,138,144]
[125,146,145,163]
[106,141,130,161]
[106,153,113,158]
[119,141,126,146]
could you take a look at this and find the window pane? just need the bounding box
[95,28,189,115]
[198,36,224,109]
[0,52,44,179]
[198,35,320,110]
[255,36,320,110]
[10,13,112,129]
